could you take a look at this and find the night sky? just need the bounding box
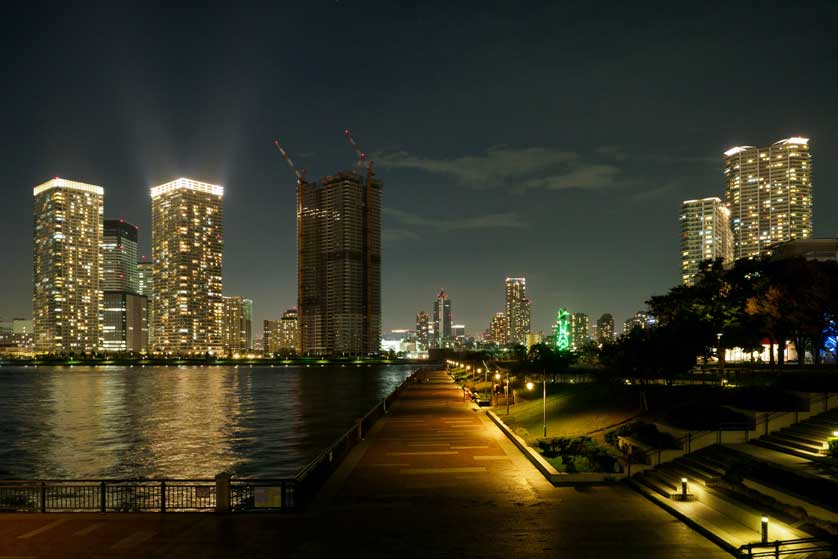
[2,1,837,336]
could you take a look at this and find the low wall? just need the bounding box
[486,411,618,485]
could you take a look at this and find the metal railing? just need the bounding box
[739,536,836,558]
[0,367,424,513]
[0,478,301,512]
[626,392,835,474]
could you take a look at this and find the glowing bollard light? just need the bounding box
[681,478,688,497]
[761,516,769,544]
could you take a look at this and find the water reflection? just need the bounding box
[0,365,414,479]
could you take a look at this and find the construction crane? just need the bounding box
[273,139,307,185]
[343,128,376,353]
[343,128,371,176]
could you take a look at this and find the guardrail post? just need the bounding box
[40,482,46,513]
[215,473,230,513]
[160,481,166,513]
[100,481,106,512]
[357,417,364,440]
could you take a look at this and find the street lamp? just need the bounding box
[505,371,511,415]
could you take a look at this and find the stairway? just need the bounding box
[750,408,838,460]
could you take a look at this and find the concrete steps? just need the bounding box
[631,448,811,549]
[749,407,838,462]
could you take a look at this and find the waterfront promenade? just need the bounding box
[0,370,728,558]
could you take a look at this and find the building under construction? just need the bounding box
[276,132,382,356]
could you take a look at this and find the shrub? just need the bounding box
[828,438,838,459]
[535,436,621,473]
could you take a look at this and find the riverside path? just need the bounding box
[0,370,728,558]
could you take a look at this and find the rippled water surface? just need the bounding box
[0,364,417,479]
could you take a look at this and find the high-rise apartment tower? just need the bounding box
[298,171,381,356]
[415,311,429,350]
[596,313,614,344]
[102,220,139,292]
[505,277,530,346]
[32,178,103,353]
[680,197,732,285]
[150,178,224,354]
[222,296,252,353]
[570,312,590,350]
[724,138,812,259]
[432,291,452,348]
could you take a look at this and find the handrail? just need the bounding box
[738,536,835,558]
[626,392,835,473]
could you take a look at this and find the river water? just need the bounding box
[0,364,418,479]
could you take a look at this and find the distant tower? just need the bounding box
[505,278,530,346]
[596,313,615,344]
[680,197,732,285]
[724,137,812,259]
[222,296,252,353]
[570,312,590,350]
[137,259,153,350]
[150,178,224,354]
[433,291,452,348]
[280,308,300,354]
[415,311,430,350]
[554,308,570,351]
[32,178,103,354]
[103,220,139,292]
[489,312,507,346]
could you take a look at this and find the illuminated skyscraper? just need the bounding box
[596,313,614,344]
[505,277,530,346]
[624,311,655,335]
[298,172,381,356]
[724,137,812,260]
[432,290,452,348]
[222,296,252,353]
[102,291,147,353]
[150,178,224,354]
[680,197,732,285]
[137,260,152,298]
[570,312,590,350]
[102,220,139,292]
[415,311,429,350]
[32,178,103,353]
[280,308,300,353]
[489,312,507,346]
[137,259,153,349]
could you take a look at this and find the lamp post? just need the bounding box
[506,371,511,415]
[761,516,768,544]
[542,372,547,437]
[526,380,545,436]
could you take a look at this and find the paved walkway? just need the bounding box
[0,370,729,558]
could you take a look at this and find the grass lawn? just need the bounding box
[501,383,642,443]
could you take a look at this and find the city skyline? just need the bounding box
[2,2,838,336]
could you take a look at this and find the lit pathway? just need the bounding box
[303,370,730,558]
[0,370,729,558]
